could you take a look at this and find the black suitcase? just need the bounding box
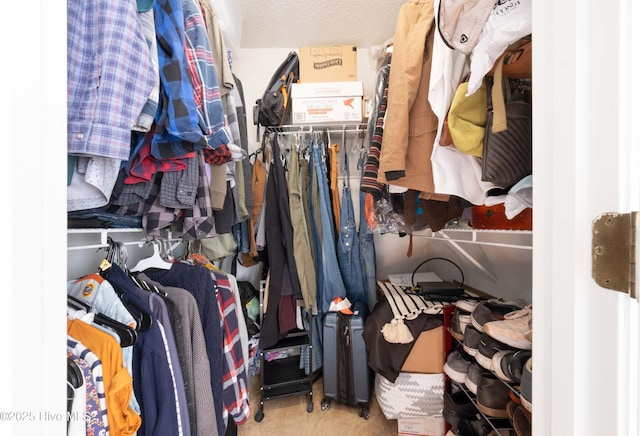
[321,300,373,419]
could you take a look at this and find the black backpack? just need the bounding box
[254,51,299,128]
[236,280,261,337]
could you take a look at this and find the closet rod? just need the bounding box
[265,124,368,136]
[67,237,183,251]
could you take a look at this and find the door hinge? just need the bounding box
[592,212,637,298]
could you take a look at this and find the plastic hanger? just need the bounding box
[129,240,172,272]
[129,273,168,298]
[67,295,138,347]
[97,259,153,332]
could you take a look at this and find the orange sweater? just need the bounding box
[67,318,141,436]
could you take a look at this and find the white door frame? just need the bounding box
[533,0,640,434]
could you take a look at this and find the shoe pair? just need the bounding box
[476,372,512,418]
[443,390,505,436]
[451,299,480,341]
[507,399,532,436]
[483,305,533,350]
[443,390,477,431]
[444,349,474,384]
[520,357,532,413]
[493,349,532,384]
[442,348,487,396]
[471,299,526,332]
[476,332,519,372]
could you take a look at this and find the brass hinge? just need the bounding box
[592,212,637,298]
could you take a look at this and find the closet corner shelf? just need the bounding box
[67,228,159,251]
[421,222,533,251]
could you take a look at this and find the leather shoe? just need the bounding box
[476,372,511,418]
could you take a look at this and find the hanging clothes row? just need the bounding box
[254,128,377,378]
[66,238,251,436]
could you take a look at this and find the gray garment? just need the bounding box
[232,74,254,218]
[147,292,191,436]
[110,171,155,207]
[138,273,218,436]
[160,153,199,209]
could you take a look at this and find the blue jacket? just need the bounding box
[103,263,180,436]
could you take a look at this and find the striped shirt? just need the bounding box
[67,337,109,435]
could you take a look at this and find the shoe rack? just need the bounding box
[446,319,526,434]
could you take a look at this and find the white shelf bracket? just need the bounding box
[437,231,501,283]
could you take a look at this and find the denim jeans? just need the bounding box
[358,155,378,311]
[309,138,347,314]
[337,159,367,305]
[67,207,143,229]
[232,220,249,254]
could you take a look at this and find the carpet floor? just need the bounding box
[237,373,398,435]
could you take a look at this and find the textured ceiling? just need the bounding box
[238,0,407,49]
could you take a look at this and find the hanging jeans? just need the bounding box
[337,151,367,305]
[309,138,347,313]
[358,153,378,311]
[301,137,347,375]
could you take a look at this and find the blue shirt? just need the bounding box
[151,0,230,159]
[67,0,156,161]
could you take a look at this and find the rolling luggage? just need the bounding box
[321,300,373,419]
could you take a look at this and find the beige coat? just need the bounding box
[378,0,448,201]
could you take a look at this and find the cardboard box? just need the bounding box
[401,326,445,374]
[299,45,358,82]
[398,416,446,436]
[291,81,363,124]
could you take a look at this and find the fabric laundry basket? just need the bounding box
[375,372,445,419]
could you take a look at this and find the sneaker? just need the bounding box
[443,390,478,430]
[450,309,465,341]
[520,357,533,413]
[462,325,482,356]
[464,362,484,395]
[492,349,532,384]
[476,372,511,418]
[483,305,533,350]
[458,311,472,335]
[471,299,526,331]
[456,298,482,313]
[476,333,518,371]
[444,350,471,383]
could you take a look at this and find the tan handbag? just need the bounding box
[488,35,532,79]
